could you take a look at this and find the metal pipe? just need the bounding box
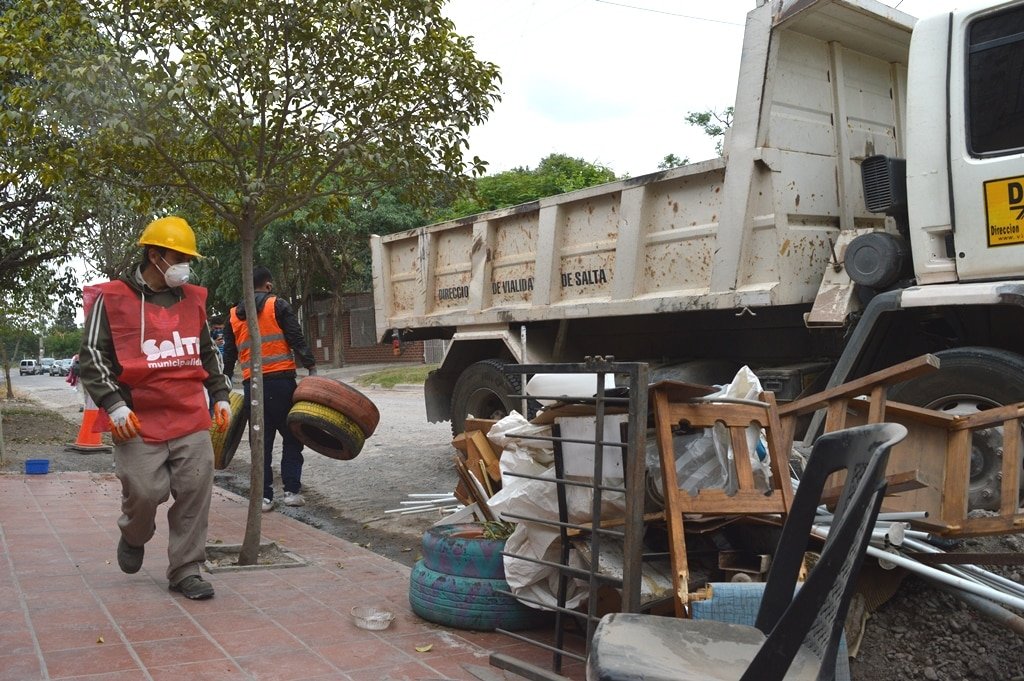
[810,527,1024,612]
[933,582,1024,639]
[900,537,1024,599]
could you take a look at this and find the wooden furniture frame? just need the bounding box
[778,353,1024,537]
[652,385,794,616]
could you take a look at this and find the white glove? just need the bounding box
[109,405,141,440]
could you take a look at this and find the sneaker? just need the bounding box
[117,537,144,574]
[169,575,214,600]
[262,498,275,512]
[283,491,305,507]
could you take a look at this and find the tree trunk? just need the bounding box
[238,227,265,566]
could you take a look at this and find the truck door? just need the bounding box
[949,2,1024,281]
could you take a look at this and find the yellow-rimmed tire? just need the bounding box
[211,391,247,470]
[293,377,379,438]
[286,400,365,460]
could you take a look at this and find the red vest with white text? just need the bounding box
[86,280,212,442]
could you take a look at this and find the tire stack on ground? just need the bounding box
[409,523,548,631]
[286,377,380,459]
[211,391,248,469]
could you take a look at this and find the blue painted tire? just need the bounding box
[421,523,506,579]
[408,561,547,631]
[410,560,515,606]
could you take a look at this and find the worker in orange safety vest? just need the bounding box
[223,265,317,512]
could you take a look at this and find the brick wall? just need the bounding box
[305,294,428,366]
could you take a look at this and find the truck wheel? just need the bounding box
[888,347,1024,511]
[450,359,524,435]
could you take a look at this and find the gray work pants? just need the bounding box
[114,429,213,585]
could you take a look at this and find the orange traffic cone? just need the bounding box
[66,393,111,453]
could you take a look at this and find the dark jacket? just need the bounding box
[222,291,316,379]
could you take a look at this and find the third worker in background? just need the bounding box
[223,266,317,512]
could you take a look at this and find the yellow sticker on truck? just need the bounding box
[984,175,1024,246]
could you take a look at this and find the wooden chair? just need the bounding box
[587,423,907,681]
[651,384,794,616]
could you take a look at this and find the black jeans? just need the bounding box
[243,375,303,500]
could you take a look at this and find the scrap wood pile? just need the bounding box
[432,354,1024,644]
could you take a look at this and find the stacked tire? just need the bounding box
[287,377,379,460]
[211,391,247,470]
[409,523,547,631]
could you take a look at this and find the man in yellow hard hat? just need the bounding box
[79,216,232,600]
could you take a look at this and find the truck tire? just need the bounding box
[888,347,1024,511]
[293,376,379,438]
[286,400,365,460]
[450,359,524,435]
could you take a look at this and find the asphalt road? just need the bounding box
[5,366,459,563]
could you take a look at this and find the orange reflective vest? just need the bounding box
[229,296,297,380]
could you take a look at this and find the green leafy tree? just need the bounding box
[439,153,618,220]
[657,153,688,169]
[685,106,734,155]
[4,0,500,563]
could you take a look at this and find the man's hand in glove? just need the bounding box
[109,405,141,441]
[213,400,232,432]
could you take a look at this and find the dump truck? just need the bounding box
[371,0,1024,508]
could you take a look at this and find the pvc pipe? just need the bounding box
[809,527,1024,612]
[933,582,1024,638]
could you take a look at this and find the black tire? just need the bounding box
[450,359,529,435]
[293,376,379,438]
[211,391,248,470]
[408,560,548,631]
[286,400,365,460]
[421,523,506,579]
[888,347,1024,510]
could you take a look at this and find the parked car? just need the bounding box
[19,359,38,375]
[50,358,72,376]
[39,358,56,375]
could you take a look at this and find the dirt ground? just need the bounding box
[2,397,1023,680]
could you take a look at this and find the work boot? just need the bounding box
[117,537,144,574]
[283,491,305,507]
[169,575,215,600]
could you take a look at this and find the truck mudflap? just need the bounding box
[424,368,454,423]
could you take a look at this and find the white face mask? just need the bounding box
[160,257,191,287]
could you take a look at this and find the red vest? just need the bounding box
[86,280,212,442]
[229,295,297,380]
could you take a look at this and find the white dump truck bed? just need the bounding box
[371,0,915,340]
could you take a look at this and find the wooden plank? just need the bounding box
[1000,417,1021,518]
[463,418,499,435]
[819,470,925,506]
[671,489,788,514]
[867,385,887,423]
[845,399,958,428]
[468,430,502,482]
[942,429,972,527]
[949,402,1024,431]
[777,354,940,418]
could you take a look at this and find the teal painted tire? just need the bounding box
[421,523,506,579]
[408,561,547,631]
[410,560,514,606]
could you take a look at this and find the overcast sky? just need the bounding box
[442,0,972,178]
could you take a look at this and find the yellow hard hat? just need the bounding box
[138,216,202,257]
